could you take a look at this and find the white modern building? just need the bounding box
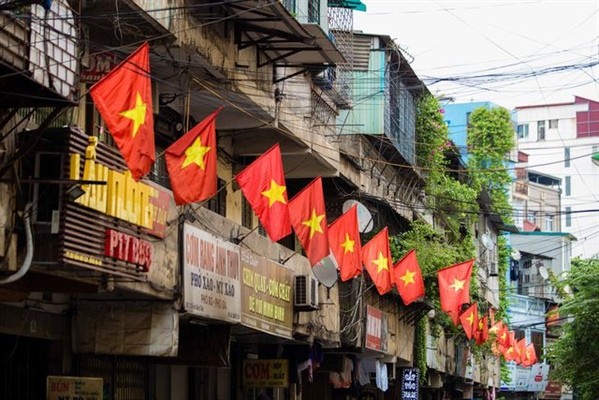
[513,96,599,259]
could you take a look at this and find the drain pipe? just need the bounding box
[0,203,33,284]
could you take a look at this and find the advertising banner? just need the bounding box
[183,223,241,323]
[240,249,294,338]
[365,305,388,353]
[401,368,419,400]
[47,376,103,400]
[243,359,289,387]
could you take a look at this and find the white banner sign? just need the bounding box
[183,223,241,323]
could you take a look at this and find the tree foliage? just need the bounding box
[547,257,599,399]
[467,107,515,223]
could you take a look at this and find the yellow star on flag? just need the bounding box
[302,209,325,239]
[466,312,475,326]
[182,137,211,169]
[399,269,416,286]
[372,251,389,274]
[341,233,355,254]
[478,320,484,330]
[261,180,287,207]
[119,92,147,138]
[449,278,465,292]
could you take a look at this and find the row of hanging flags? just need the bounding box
[90,43,537,366]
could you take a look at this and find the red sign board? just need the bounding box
[105,229,152,272]
[366,305,382,351]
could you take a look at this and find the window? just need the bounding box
[282,0,295,14]
[537,121,546,141]
[564,147,570,167]
[549,119,558,129]
[466,112,472,131]
[565,176,571,196]
[205,178,226,217]
[307,0,320,23]
[565,207,572,227]
[527,211,537,225]
[34,153,63,223]
[545,214,554,231]
[241,196,253,229]
[530,331,544,362]
[517,124,529,139]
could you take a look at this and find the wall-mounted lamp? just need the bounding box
[65,184,86,201]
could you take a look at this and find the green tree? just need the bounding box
[547,257,599,399]
[467,107,515,223]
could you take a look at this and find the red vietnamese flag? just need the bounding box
[438,259,474,323]
[496,323,511,348]
[288,177,329,266]
[474,315,489,345]
[515,338,527,364]
[522,343,537,367]
[392,249,425,305]
[90,42,155,181]
[362,227,393,295]
[459,303,478,340]
[166,107,222,205]
[502,331,517,362]
[328,205,362,281]
[235,144,291,242]
[489,307,497,326]
[489,319,503,336]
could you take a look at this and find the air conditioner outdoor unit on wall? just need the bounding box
[294,274,319,311]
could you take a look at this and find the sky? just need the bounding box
[353,1,599,110]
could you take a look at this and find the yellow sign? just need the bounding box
[69,137,169,237]
[47,376,103,400]
[243,359,288,387]
[240,249,294,338]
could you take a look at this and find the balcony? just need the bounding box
[0,0,79,106]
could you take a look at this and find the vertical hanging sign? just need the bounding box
[401,368,419,400]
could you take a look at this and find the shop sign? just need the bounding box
[544,380,562,397]
[183,223,241,323]
[527,362,549,392]
[240,249,293,338]
[515,367,531,391]
[242,359,288,387]
[69,137,170,238]
[81,51,116,83]
[500,362,517,391]
[105,229,152,272]
[47,375,103,400]
[365,305,388,352]
[401,368,419,400]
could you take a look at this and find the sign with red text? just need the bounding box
[243,359,288,387]
[47,376,103,400]
[183,223,241,323]
[105,229,152,272]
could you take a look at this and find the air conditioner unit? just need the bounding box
[294,274,319,311]
[489,262,498,277]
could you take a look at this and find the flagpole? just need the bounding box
[280,249,301,265]
[234,225,260,244]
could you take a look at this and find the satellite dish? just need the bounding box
[538,265,549,280]
[342,200,373,233]
[312,254,339,289]
[481,233,495,250]
[511,248,521,261]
